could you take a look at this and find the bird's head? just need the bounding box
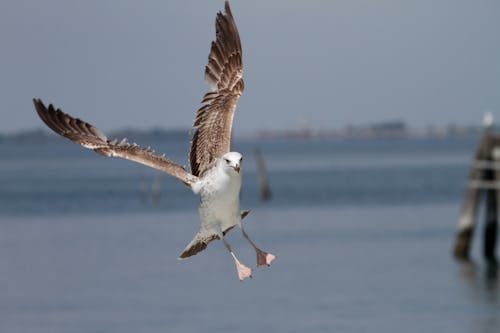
[221,152,243,174]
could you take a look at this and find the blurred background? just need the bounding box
[1,0,499,332]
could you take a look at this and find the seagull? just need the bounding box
[33,1,275,281]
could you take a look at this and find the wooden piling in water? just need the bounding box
[483,167,497,261]
[453,128,492,260]
[151,173,162,207]
[484,142,500,261]
[254,148,272,201]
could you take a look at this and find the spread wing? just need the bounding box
[33,98,198,187]
[189,1,244,177]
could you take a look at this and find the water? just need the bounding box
[1,134,499,332]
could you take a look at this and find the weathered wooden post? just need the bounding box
[453,114,493,260]
[151,173,162,207]
[484,143,500,261]
[254,148,272,201]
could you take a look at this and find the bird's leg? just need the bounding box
[222,238,252,281]
[240,225,276,267]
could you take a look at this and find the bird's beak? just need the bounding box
[232,164,240,173]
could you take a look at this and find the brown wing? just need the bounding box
[189,1,244,177]
[33,98,198,187]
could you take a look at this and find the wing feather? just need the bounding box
[189,1,244,177]
[33,98,198,187]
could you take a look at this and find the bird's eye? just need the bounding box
[239,157,243,162]
[224,158,230,163]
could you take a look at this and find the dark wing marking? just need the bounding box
[33,98,198,187]
[189,1,244,177]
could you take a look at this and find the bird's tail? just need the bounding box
[178,231,219,259]
[178,210,250,259]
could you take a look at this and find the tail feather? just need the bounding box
[179,210,250,259]
[179,232,219,259]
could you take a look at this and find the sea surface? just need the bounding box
[1,134,499,333]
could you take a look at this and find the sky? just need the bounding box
[1,0,499,135]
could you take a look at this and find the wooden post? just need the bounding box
[151,173,162,207]
[483,166,497,261]
[254,148,272,201]
[453,123,492,259]
[484,145,500,261]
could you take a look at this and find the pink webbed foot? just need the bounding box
[234,259,253,281]
[256,248,276,267]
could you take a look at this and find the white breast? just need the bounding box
[197,164,242,233]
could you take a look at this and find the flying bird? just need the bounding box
[33,1,275,281]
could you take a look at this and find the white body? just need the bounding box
[197,159,242,236]
[180,152,244,256]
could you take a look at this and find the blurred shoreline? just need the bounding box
[0,121,481,144]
